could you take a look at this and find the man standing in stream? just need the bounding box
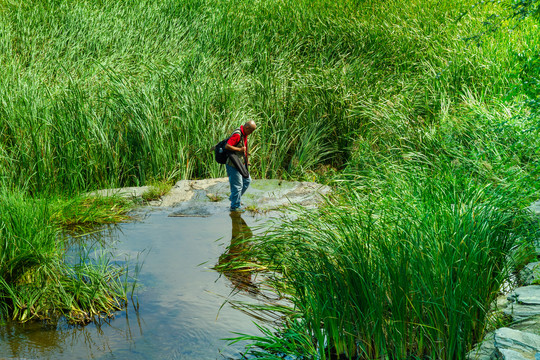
[224,120,257,212]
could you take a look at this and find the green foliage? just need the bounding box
[508,0,540,19]
[463,0,540,124]
[0,0,538,354]
[234,163,537,359]
[50,195,133,232]
[513,43,540,123]
[223,90,540,358]
[0,0,529,193]
[0,188,130,323]
[227,321,316,360]
[141,180,173,202]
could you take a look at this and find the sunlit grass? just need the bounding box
[0,0,539,353]
[0,0,535,193]
[50,195,134,232]
[141,179,173,202]
[0,188,131,324]
[229,162,538,359]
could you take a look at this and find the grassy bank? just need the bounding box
[228,162,538,359]
[0,0,539,356]
[225,96,540,358]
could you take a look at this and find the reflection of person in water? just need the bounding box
[217,212,259,295]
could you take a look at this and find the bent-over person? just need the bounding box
[224,120,256,212]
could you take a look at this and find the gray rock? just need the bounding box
[529,200,540,217]
[522,263,540,286]
[510,315,540,336]
[88,186,151,198]
[467,331,496,360]
[497,294,511,310]
[509,286,540,305]
[497,348,534,360]
[505,303,540,321]
[495,328,540,356]
[87,178,331,211]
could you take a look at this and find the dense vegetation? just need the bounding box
[0,0,535,193]
[0,0,539,357]
[0,189,132,324]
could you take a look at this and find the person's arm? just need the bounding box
[225,134,245,154]
[225,142,245,153]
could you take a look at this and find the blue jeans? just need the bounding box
[226,164,251,209]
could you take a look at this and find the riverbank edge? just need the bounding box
[468,200,540,360]
[90,180,540,359]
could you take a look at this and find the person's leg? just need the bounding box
[241,175,251,196]
[226,164,242,209]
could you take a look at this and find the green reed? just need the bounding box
[0,0,539,346]
[233,162,537,359]
[0,188,130,324]
[0,0,532,194]
[224,91,540,358]
[50,195,134,232]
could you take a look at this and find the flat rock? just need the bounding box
[89,178,332,217]
[495,328,540,358]
[508,286,540,305]
[467,331,496,360]
[497,348,534,360]
[88,186,151,198]
[163,179,331,211]
[505,303,540,321]
[511,315,540,336]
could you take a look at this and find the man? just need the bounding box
[224,120,256,212]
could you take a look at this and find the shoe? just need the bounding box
[230,207,246,213]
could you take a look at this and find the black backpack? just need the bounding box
[214,129,242,165]
[214,138,229,164]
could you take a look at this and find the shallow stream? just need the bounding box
[0,208,272,360]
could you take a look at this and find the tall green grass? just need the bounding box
[232,163,537,359]
[0,0,534,194]
[222,91,540,358]
[0,0,539,349]
[0,188,130,324]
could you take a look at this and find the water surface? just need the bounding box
[0,208,271,360]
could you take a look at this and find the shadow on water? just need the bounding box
[0,208,278,360]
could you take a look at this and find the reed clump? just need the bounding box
[0,188,130,324]
[232,161,538,359]
[141,179,173,202]
[50,195,133,232]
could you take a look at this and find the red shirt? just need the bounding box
[227,125,247,149]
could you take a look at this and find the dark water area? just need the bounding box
[0,209,274,360]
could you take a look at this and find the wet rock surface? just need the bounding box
[520,263,540,287]
[91,178,331,216]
